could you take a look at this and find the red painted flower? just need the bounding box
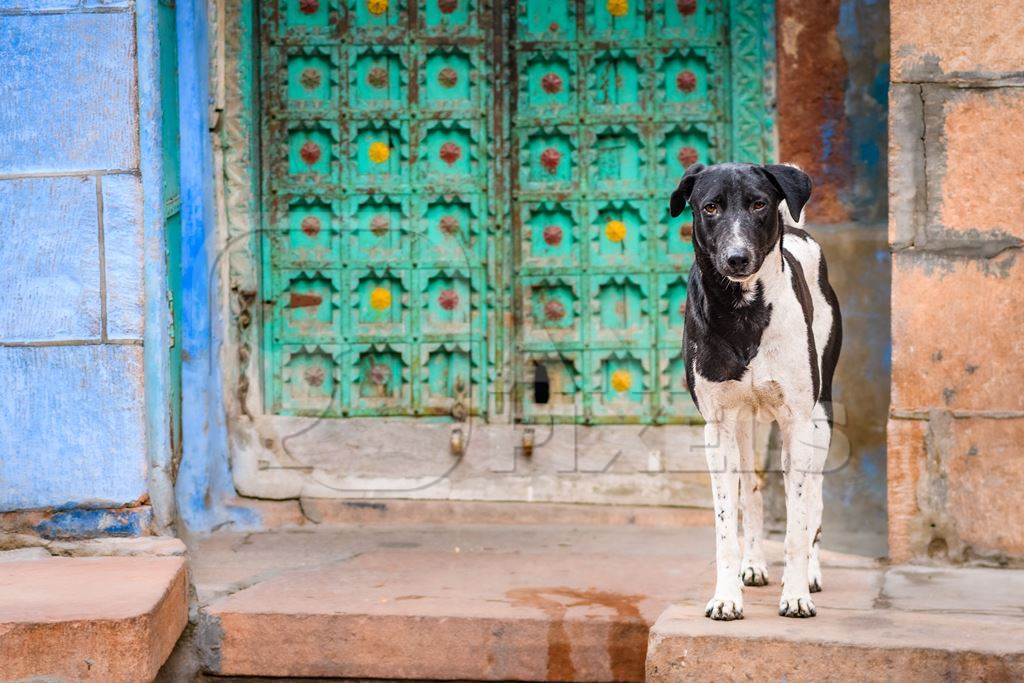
[304,366,326,387]
[677,0,696,16]
[544,300,566,321]
[438,67,459,88]
[440,142,462,165]
[299,0,320,14]
[438,289,460,310]
[540,147,562,174]
[439,215,460,236]
[369,364,390,386]
[300,140,321,165]
[679,222,693,239]
[438,0,458,13]
[367,66,388,88]
[541,72,563,94]
[300,68,322,91]
[301,216,322,237]
[542,225,563,246]
[370,214,390,236]
[548,21,559,32]
[677,146,698,168]
[676,70,697,93]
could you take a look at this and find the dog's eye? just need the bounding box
[702,203,719,216]
[751,200,767,211]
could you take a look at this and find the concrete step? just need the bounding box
[0,555,188,682]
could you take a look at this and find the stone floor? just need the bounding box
[170,506,1024,681]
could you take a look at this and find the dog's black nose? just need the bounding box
[725,250,752,273]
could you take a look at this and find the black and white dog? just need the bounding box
[670,162,842,620]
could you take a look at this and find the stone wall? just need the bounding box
[888,0,1024,563]
[0,1,150,522]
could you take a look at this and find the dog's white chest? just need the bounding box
[693,292,815,423]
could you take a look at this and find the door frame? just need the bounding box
[213,0,776,504]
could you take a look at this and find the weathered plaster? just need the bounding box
[0,11,138,173]
[891,0,1024,84]
[0,0,163,535]
[940,89,1024,240]
[33,506,155,540]
[0,0,133,9]
[776,0,889,223]
[0,345,148,511]
[0,176,102,342]
[102,173,146,340]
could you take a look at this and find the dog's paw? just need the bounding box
[808,559,823,593]
[741,562,769,587]
[705,597,744,621]
[778,594,816,618]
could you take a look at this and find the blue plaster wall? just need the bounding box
[172,0,259,533]
[0,1,153,515]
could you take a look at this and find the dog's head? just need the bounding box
[669,162,812,281]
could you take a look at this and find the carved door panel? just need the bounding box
[260,0,496,420]
[513,0,770,425]
[258,0,773,432]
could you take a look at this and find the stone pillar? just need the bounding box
[888,1,1024,562]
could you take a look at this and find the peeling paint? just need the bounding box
[33,506,154,541]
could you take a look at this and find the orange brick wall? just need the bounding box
[888,0,1024,563]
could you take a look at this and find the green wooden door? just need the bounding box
[259,0,772,425]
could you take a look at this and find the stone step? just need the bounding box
[0,555,188,683]
[647,602,1024,682]
[193,524,1024,682]
[203,550,684,681]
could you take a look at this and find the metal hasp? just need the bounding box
[258,0,774,426]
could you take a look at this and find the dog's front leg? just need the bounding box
[778,417,827,617]
[703,409,743,620]
[737,412,768,586]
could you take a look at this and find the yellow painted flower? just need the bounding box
[610,369,632,393]
[605,219,627,243]
[367,0,388,15]
[607,0,628,17]
[369,286,392,311]
[368,141,391,164]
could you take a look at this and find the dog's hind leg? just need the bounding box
[703,408,744,620]
[737,410,768,587]
[806,404,830,593]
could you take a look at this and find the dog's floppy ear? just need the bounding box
[761,164,812,222]
[669,163,705,217]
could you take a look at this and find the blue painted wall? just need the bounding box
[169,0,258,533]
[0,1,159,520]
